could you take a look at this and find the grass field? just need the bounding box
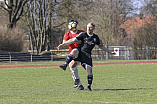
[0,60,157,104]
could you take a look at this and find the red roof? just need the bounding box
[120,17,156,34]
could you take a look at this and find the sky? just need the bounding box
[132,0,145,14]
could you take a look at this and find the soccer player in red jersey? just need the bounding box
[62,20,85,90]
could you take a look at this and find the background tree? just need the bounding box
[0,0,30,29]
[132,21,157,59]
[23,0,93,54]
[0,25,24,52]
[131,0,157,59]
[142,0,157,17]
[54,0,93,31]
[90,0,134,46]
[24,0,59,54]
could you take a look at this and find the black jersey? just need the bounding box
[76,32,100,54]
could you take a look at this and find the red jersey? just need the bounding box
[63,30,85,53]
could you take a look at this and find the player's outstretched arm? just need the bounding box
[99,45,115,54]
[57,38,78,50]
[98,41,115,54]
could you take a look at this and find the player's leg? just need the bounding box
[76,51,93,91]
[80,54,93,91]
[84,64,93,91]
[69,61,84,90]
[59,48,79,71]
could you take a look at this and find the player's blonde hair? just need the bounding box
[88,22,95,28]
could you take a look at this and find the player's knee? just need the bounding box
[71,64,77,68]
[70,64,77,68]
[70,48,79,58]
[69,61,77,68]
[86,65,93,75]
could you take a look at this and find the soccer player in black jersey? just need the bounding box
[58,22,115,91]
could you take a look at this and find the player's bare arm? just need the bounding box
[62,40,67,43]
[63,39,81,44]
[98,40,116,54]
[58,38,78,50]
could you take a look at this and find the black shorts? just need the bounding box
[74,51,92,67]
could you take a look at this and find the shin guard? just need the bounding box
[87,74,93,85]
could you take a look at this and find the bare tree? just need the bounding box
[131,0,157,59]
[0,0,30,29]
[91,0,134,46]
[55,0,92,31]
[0,25,24,52]
[23,0,93,54]
[24,0,59,54]
[132,22,157,59]
[142,0,157,17]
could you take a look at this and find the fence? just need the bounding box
[92,46,131,60]
[0,51,69,62]
[92,46,157,60]
[0,52,52,62]
[132,46,157,60]
[1,46,156,63]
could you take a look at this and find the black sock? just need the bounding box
[65,54,75,66]
[87,74,93,85]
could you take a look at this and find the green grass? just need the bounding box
[0,61,157,104]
